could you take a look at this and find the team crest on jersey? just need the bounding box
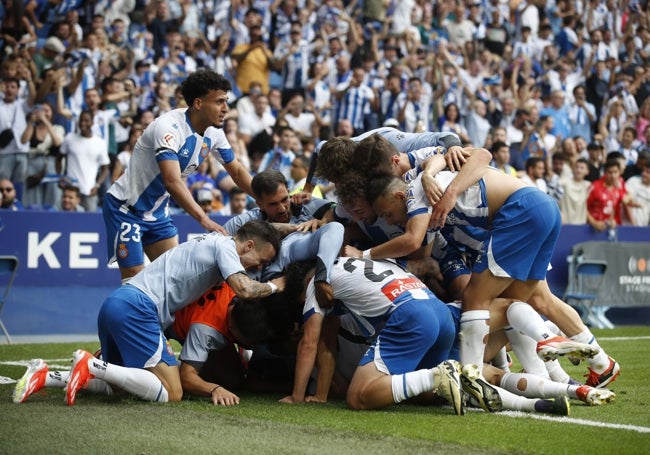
[163,133,174,146]
[118,243,128,259]
[200,142,209,157]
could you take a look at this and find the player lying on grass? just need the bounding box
[14,221,284,406]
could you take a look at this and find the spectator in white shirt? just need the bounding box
[239,93,276,145]
[57,111,110,212]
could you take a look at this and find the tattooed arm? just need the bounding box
[271,223,299,238]
[226,273,286,299]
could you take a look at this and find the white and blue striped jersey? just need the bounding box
[303,257,436,338]
[257,148,296,186]
[128,232,245,330]
[380,91,405,121]
[107,109,235,221]
[335,83,375,130]
[406,171,488,261]
[315,127,460,155]
[273,40,311,89]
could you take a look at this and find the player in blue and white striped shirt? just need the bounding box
[103,70,253,282]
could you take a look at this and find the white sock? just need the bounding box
[86,378,113,395]
[545,359,571,384]
[500,372,570,399]
[490,383,537,412]
[544,320,564,336]
[44,370,69,388]
[506,302,553,341]
[89,359,169,402]
[459,310,490,373]
[490,347,510,372]
[504,326,549,378]
[391,369,434,403]
[570,329,609,372]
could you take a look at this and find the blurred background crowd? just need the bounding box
[0,0,649,228]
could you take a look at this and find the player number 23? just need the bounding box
[119,222,142,243]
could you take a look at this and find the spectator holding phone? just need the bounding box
[21,102,64,208]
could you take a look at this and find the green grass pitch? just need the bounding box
[1,326,649,454]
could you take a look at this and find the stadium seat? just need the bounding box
[0,256,19,344]
[563,256,609,329]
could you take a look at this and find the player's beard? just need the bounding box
[212,117,224,129]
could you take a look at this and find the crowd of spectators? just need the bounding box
[0,0,649,228]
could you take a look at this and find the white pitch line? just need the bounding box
[598,336,650,341]
[1,360,71,370]
[499,411,650,433]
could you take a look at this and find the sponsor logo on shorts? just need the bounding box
[165,341,174,356]
[118,243,128,259]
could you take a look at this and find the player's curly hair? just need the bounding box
[181,69,231,107]
[335,172,370,207]
[316,137,356,183]
[352,134,399,178]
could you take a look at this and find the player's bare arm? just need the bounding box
[159,159,228,235]
[306,316,340,403]
[429,147,492,229]
[344,213,429,260]
[179,362,240,406]
[271,223,300,238]
[280,312,324,404]
[226,273,286,299]
[223,158,253,196]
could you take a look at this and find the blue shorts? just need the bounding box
[97,285,178,368]
[359,298,456,374]
[473,187,561,281]
[438,249,471,284]
[102,194,178,268]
